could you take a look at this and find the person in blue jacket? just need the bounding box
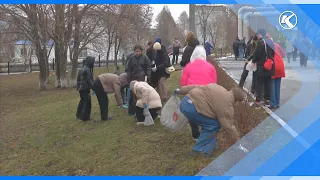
[205,40,214,57]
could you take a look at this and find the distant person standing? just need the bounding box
[172,38,182,65]
[233,37,240,60]
[292,38,298,62]
[205,40,214,57]
[238,38,246,59]
[285,41,293,63]
[299,36,310,67]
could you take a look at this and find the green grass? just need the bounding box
[0,67,216,175]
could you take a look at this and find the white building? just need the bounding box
[13,39,116,64]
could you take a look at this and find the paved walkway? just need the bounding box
[196,57,320,176]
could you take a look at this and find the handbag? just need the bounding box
[262,40,273,71]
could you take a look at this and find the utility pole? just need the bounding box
[189,4,196,33]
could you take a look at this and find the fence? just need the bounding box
[0,56,126,74]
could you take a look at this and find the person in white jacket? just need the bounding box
[130,80,162,125]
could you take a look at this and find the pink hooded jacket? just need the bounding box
[180,45,217,86]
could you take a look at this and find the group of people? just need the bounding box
[233,37,247,60]
[238,29,286,109]
[75,31,250,157]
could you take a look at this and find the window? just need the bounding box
[79,48,88,58]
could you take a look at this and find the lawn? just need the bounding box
[0,67,217,175]
[0,63,269,175]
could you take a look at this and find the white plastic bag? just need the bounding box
[246,61,257,72]
[143,108,155,126]
[160,95,188,130]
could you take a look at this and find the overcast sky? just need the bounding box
[150,4,189,27]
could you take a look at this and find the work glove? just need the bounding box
[143,103,148,109]
[173,88,180,96]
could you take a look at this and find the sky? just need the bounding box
[150,4,189,27]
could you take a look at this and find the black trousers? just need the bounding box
[76,90,91,121]
[239,63,257,94]
[92,78,109,120]
[300,53,308,66]
[172,50,179,64]
[135,106,159,122]
[256,76,272,101]
[292,51,297,61]
[128,90,136,116]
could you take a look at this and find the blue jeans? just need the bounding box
[271,78,282,107]
[238,48,245,58]
[180,96,221,155]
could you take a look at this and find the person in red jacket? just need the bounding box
[270,41,286,109]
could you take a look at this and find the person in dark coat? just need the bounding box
[238,38,246,59]
[125,45,152,116]
[233,37,240,60]
[151,41,171,102]
[252,29,275,106]
[76,56,95,121]
[299,36,310,67]
[172,38,182,65]
[180,32,200,68]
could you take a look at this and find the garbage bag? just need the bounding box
[246,61,257,72]
[160,95,188,130]
[143,108,155,126]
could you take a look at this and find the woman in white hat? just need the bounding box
[151,41,175,102]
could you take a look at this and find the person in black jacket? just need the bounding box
[76,56,95,121]
[252,29,275,107]
[125,45,152,115]
[180,32,200,68]
[151,42,171,102]
[233,37,240,60]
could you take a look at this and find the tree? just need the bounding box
[155,5,184,46]
[68,5,105,87]
[196,5,215,44]
[1,5,51,90]
[177,11,189,37]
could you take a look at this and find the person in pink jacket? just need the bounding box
[180,45,217,142]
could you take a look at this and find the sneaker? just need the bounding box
[193,138,198,142]
[264,100,271,108]
[137,122,144,125]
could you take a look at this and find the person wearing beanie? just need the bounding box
[173,84,246,157]
[125,44,152,116]
[151,41,171,102]
[91,73,128,121]
[130,80,162,125]
[180,31,200,68]
[251,29,275,107]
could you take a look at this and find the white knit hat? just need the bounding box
[153,42,161,50]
